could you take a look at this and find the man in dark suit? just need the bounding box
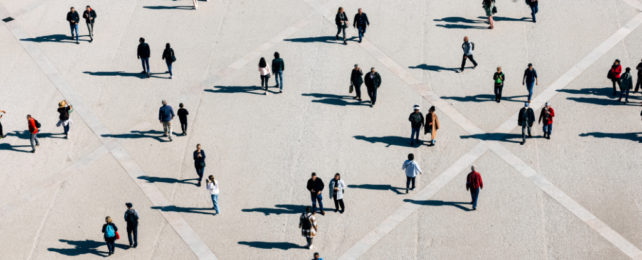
[364,67,381,107]
[350,64,363,101]
[518,102,535,145]
[137,37,151,77]
[352,8,370,43]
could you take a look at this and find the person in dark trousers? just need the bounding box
[425,106,440,146]
[408,105,424,146]
[66,7,80,44]
[137,37,151,77]
[353,8,370,43]
[526,0,539,23]
[27,114,39,153]
[258,57,271,95]
[328,173,346,213]
[350,64,363,101]
[538,102,555,139]
[635,59,642,92]
[102,216,118,256]
[124,202,139,248]
[162,43,176,79]
[177,103,189,135]
[299,206,317,249]
[518,102,535,145]
[193,144,206,186]
[619,67,633,103]
[608,59,622,96]
[493,66,505,102]
[271,52,284,93]
[335,7,348,44]
[364,67,381,107]
[466,166,483,210]
[82,5,96,41]
[460,36,477,72]
[56,100,72,138]
[402,153,422,193]
[522,63,538,102]
[0,109,5,138]
[158,100,174,141]
[307,172,325,215]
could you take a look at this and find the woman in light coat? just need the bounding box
[329,173,346,213]
[424,106,440,146]
[258,57,271,95]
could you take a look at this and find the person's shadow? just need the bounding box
[302,93,369,106]
[204,85,265,95]
[348,184,405,195]
[21,34,89,43]
[579,132,641,142]
[354,135,411,147]
[83,71,145,78]
[48,239,128,257]
[238,241,303,250]
[403,199,472,211]
[143,5,195,10]
[408,64,460,72]
[283,36,344,44]
[138,176,199,185]
[241,204,306,216]
[101,130,169,142]
[151,205,216,215]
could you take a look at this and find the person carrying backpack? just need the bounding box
[27,114,40,153]
[124,202,139,248]
[299,206,318,249]
[408,105,424,146]
[102,216,119,256]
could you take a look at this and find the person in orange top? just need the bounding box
[27,114,40,153]
[466,166,483,210]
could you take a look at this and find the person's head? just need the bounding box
[59,100,66,108]
[179,103,184,108]
[313,252,320,260]
[70,7,75,12]
[528,63,533,70]
[471,165,476,172]
[139,37,145,43]
[274,52,280,59]
[86,5,91,10]
[463,36,469,42]
[27,114,32,119]
[413,104,420,112]
[196,143,201,150]
[259,57,266,67]
[208,175,214,181]
[525,102,529,107]
[497,66,502,72]
[162,100,167,105]
[337,7,343,13]
[334,173,340,180]
[358,8,363,14]
[626,67,631,72]
[305,206,311,213]
[126,202,133,209]
[429,106,436,113]
[354,64,359,69]
[408,153,414,160]
[370,67,375,73]
[311,172,317,181]
[105,216,112,223]
[614,59,620,65]
[166,43,171,49]
[545,102,549,107]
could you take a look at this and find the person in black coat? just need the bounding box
[101,216,118,256]
[66,7,80,44]
[137,38,151,77]
[193,144,206,186]
[350,64,364,101]
[306,172,325,215]
[364,67,381,107]
[335,7,348,45]
[162,43,175,79]
[518,102,535,145]
[352,8,370,43]
[82,5,96,41]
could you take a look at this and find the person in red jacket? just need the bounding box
[27,114,39,153]
[466,166,483,210]
[608,59,622,96]
[538,102,555,139]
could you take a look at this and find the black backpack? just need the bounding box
[126,210,138,223]
[300,214,311,229]
[35,120,41,128]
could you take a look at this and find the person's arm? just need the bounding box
[124,211,128,222]
[535,70,538,85]
[134,210,139,220]
[365,14,370,26]
[466,174,470,190]
[102,224,106,233]
[420,113,425,127]
[158,108,162,121]
[201,150,205,160]
[478,175,483,189]
[522,70,527,85]
[170,108,175,119]
[318,180,324,193]
[353,14,357,27]
[538,109,543,124]
[281,60,284,71]
[550,108,555,117]
[113,224,118,232]
[137,46,141,59]
[307,180,313,192]
[416,162,423,174]
[162,50,166,60]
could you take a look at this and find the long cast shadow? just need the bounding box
[354,135,410,147]
[151,205,215,215]
[433,17,487,29]
[242,204,306,216]
[102,130,168,142]
[204,85,265,95]
[47,239,128,257]
[579,132,641,142]
[21,34,89,43]
[302,93,368,106]
[404,199,472,211]
[6,130,66,139]
[557,87,641,106]
[238,241,302,250]
[348,184,404,195]
[283,36,342,44]
[0,143,33,153]
[459,133,523,143]
[84,71,145,78]
[441,94,527,103]
[408,64,460,72]
[138,176,198,185]
[477,16,530,22]
[143,5,194,10]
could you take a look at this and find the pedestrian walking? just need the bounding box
[522,63,538,102]
[56,100,72,139]
[526,0,539,23]
[158,100,174,141]
[460,36,478,72]
[607,59,622,96]
[66,7,80,44]
[352,8,370,43]
[518,102,535,145]
[259,57,271,95]
[402,153,422,194]
[101,216,118,256]
[635,59,642,92]
[466,166,483,210]
[619,67,633,103]
[424,106,440,146]
[27,114,40,153]
[137,37,151,77]
[408,105,424,146]
[299,206,318,249]
[206,175,220,215]
[306,172,325,215]
[482,0,496,29]
[538,102,555,139]
[193,144,206,187]
[313,252,323,260]
[493,66,505,102]
[350,64,364,101]
[162,43,176,79]
[271,52,285,93]
[0,109,5,138]
[82,5,96,42]
[364,67,381,107]
[177,103,189,135]
[192,0,198,9]
[329,173,346,213]
[335,7,348,44]
[124,202,139,248]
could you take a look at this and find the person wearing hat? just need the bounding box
[350,64,363,101]
[364,67,381,107]
[408,105,424,146]
[518,102,535,145]
[56,100,72,139]
[124,202,139,248]
[538,102,555,139]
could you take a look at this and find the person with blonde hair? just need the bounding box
[101,216,119,256]
[56,100,72,139]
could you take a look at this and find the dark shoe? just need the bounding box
[31,150,35,153]
[197,182,201,187]
[340,210,344,214]
[411,187,415,191]
[343,41,347,45]
[335,35,339,40]
[473,65,478,69]
[133,243,137,248]
[405,188,409,194]
[335,209,338,213]
[520,141,525,145]
[141,71,146,74]
[320,211,325,216]
[472,207,476,210]
[76,41,79,44]
[353,96,358,99]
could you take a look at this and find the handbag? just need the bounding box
[492,6,497,14]
[349,84,354,93]
[115,231,120,240]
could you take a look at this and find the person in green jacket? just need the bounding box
[493,66,505,103]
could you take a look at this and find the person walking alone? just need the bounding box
[518,102,535,145]
[460,36,478,72]
[352,8,370,43]
[402,153,422,194]
[162,43,176,79]
[350,64,363,101]
[635,59,642,93]
[328,173,346,213]
[66,7,80,44]
[522,63,538,102]
[82,5,96,42]
[424,106,440,146]
[607,59,622,97]
[101,216,118,256]
[493,66,505,102]
[193,144,206,187]
[0,109,6,139]
[206,175,220,215]
[124,202,139,248]
[538,102,555,139]
[482,0,496,29]
[619,67,633,103]
[158,100,174,141]
[271,52,285,93]
[177,103,189,136]
[408,105,424,146]
[299,206,318,249]
[306,172,325,215]
[466,166,483,210]
[335,7,348,44]
[364,67,381,107]
[56,100,72,139]
[137,37,151,77]
[27,114,40,153]
[526,0,539,23]
[259,57,271,95]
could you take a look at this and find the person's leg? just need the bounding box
[469,55,478,67]
[367,87,375,104]
[127,225,134,246]
[311,193,317,213]
[63,122,70,137]
[494,85,500,101]
[527,125,532,137]
[30,133,36,151]
[527,81,534,101]
[333,195,339,212]
[355,83,362,99]
[410,127,417,145]
[635,77,641,92]
[530,5,537,22]
[625,89,630,102]
[141,59,147,73]
[472,188,479,209]
[86,23,92,39]
[133,225,138,247]
[542,124,548,138]
[74,24,79,43]
[521,125,526,144]
[342,27,346,43]
[336,25,341,39]
[372,87,377,105]
[411,177,416,190]
[338,199,345,212]
[196,167,203,185]
[317,194,324,213]
[611,79,618,96]
[162,122,168,136]
[145,58,150,75]
[498,85,503,100]
[306,237,313,248]
[69,24,74,38]
[166,61,173,77]
[180,120,187,134]
[213,194,220,214]
[548,124,552,138]
[488,15,494,29]
[0,122,3,137]
[358,27,365,42]
[460,55,467,71]
[406,176,411,193]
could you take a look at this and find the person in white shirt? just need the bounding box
[259,57,271,95]
[402,153,422,193]
[329,173,346,213]
[206,175,220,215]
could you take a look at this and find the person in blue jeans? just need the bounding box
[353,8,370,43]
[271,52,285,93]
[206,175,220,215]
[162,43,175,79]
[66,7,80,44]
[527,0,539,23]
[408,105,424,146]
[137,37,151,77]
[522,63,538,102]
[306,172,325,215]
